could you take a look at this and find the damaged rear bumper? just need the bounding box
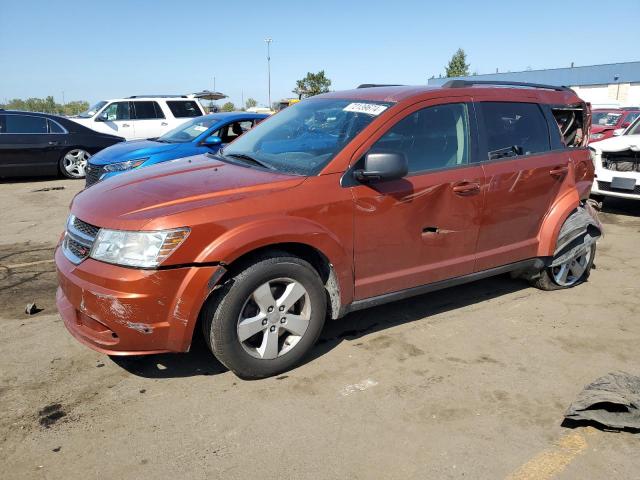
[55,247,223,355]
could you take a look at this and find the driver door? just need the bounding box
[96,102,134,139]
[351,98,485,300]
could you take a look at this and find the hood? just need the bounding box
[72,154,305,229]
[90,140,182,164]
[590,134,640,153]
[590,125,615,134]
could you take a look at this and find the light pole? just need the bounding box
[265,38,272,109]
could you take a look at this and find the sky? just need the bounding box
[1,0,639,109]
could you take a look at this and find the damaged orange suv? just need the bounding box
[56,81,602,378]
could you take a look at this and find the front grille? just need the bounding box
[602,152,640,173]
[62,216,100,264]
[85,163,105,188]
[597,181,640,195]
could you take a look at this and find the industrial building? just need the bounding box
[428,61,640,107]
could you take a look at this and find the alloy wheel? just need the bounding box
[237,278,311,359]
[63,149,91,178]
[551,246,592,287]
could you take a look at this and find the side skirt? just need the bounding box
[339,258,548,317]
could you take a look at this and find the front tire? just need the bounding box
[201,253,327,379]
[59,149,91,178]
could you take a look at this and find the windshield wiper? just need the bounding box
[224,152,275,170]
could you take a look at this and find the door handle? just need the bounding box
[161,122,168,126]
[452,181,481,195]
[48,141,59,146]
[549,166,568,178]
[122,123,130,127]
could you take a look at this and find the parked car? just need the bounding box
[56,81,601,379]
[71,96,205,141]
[590,114,640,201]
[589,108,640,142]
[0,110,123,178]
[85,112,268,187]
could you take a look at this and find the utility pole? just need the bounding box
[265,38,272,109]
[62,91,65,114]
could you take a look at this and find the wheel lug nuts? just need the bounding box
[280,317,286,323]
[267,306,274,312]
[262,319,268,326]
[279,306,285,311]
[269,325,276,332]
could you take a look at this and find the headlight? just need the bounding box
[90,228,190,268]
[103,158,148,172]
[590,133,605,140]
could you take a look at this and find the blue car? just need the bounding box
[84,112,268,187]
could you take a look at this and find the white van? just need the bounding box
[71,96,205,140]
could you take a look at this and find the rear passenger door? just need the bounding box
[474,101,570,271]
[131,101,166,139]
[352,98,485,300]
[0,114,60,176]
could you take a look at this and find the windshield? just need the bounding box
[221,98,393,175]
[159,116,220,143]
[592,111,622,127]
[78,101,107,118]
[626,116,640,135]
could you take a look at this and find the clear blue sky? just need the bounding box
[1,0,638,108]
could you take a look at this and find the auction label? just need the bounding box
[343,103,388,116]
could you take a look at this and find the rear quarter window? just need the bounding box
[166,101,202,118]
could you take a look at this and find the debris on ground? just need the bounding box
[31,186,66,192]
[565,372,640,431]
[25,302,41,315]
[38,403,67,428]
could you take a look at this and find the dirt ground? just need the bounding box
[1,177,639,480]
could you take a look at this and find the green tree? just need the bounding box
[245,97,258,110]
[221,101,236,112]
[445,48,470,77]
[1,96,89,116]
[293,70,331,98]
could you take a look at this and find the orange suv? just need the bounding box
[56,81,602,378]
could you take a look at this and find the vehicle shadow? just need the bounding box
[599,197,640,218]
[113,273,528,379]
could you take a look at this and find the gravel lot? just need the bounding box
[1,177,639,479]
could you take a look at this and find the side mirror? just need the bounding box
[95,114,107,122]
[202,135,222,146]
[613,128,624,136]
[354,151,408,182]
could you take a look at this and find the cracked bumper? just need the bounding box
[55,246,222,355]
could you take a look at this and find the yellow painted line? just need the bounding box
[1,259,55,269]
[506,428,596,480]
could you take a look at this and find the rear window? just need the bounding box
[480,102,550,160]
[133,101,165,120]
[3,114,48,134]
[166,100,202,118]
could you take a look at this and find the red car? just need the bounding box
[56,81,601,378]
[590,108,640,142]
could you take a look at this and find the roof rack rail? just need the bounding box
[441,80,571,92]
[127,95,188,99]
[357,84,403,89]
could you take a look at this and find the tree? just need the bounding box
[445,49,470,78]
[0,97,88,116]
[293,70,331,98]
[245,98,258,110]
[221,102,236,112]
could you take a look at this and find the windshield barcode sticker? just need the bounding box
[343,103,388,116]
[193,125,208,131]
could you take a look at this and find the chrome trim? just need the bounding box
[61,215,99,265]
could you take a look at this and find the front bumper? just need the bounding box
[55,246,222,355]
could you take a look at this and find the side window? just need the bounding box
[133,101,164,120]
[167,101,202,118]
[4,114,48,134]
[99,102,131,121]
[371,103,470,174]
[481,102,550,159]
[48,119,65,133]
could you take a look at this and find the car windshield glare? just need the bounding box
[159,117,220,143]
[78,101,108,118]
[592,111,622,127]
[221,98,394,175]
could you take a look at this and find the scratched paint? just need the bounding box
[506,428,597,480]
